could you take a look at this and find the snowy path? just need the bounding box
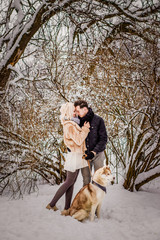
[0,175,160,240]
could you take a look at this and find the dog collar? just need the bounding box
[92,180,107,193]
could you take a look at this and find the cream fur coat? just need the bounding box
[63,121,90,153]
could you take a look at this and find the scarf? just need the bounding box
[79,108,94,127]
[71,116,80,125]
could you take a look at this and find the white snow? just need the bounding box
[13,0,24,23]
[0,174,160,240]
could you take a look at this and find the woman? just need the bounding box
[46,102,90,213]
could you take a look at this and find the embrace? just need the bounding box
[46,100,114,221]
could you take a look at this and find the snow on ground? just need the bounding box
[0,174,160,240]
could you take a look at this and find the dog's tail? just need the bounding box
[72,209,89,221]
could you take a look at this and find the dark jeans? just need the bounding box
[49,170,79,210]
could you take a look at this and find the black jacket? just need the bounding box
[79,108,108,154]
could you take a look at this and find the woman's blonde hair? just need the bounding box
[60,102,75,124]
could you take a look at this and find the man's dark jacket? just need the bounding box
[79,108,108,154]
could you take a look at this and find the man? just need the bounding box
[74,100,108,186]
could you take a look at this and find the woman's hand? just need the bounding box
[84,121,90,128]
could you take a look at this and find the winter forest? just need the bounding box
[0,0,160,201]
[0,1,160,239]
[0,0,159,199]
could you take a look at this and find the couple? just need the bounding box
[46,100,107,213]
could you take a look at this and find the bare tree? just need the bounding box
[0,72,67,198]
[0,20,72,197]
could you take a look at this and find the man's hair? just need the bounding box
[74,100,89,109]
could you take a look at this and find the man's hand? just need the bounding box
[83,151,96,160]
[84,121,90,128]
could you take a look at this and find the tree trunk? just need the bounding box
[0,5,46,88]
[0,67,11,89]
[123,164,136,191]
[135,173,160,191]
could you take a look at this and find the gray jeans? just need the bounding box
[81,151,105,186]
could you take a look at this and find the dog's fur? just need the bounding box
[63,166,114,221]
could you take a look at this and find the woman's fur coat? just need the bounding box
[63,121,89,153]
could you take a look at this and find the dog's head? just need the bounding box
[93,166,115,186]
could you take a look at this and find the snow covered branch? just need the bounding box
[0,0,159,89]
[135,166,160,191]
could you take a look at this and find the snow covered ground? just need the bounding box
[0,174,160,240]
